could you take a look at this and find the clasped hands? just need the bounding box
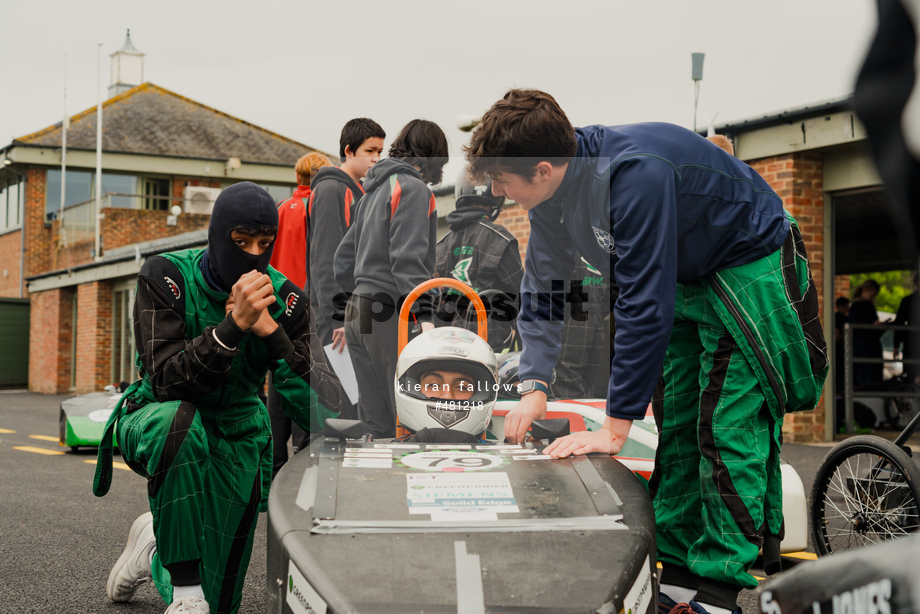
[225,270,278,337]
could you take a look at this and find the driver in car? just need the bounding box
[394,327,499,443]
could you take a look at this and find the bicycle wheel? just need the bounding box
[811,435,920,556]
[884,383,920,430]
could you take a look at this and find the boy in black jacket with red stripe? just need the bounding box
[308,118,384,420]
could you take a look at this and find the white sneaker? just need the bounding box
[106,512,155,602]
[165,595,210,613]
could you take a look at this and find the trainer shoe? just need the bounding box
[165,595,210,613]
[107,512,156,602]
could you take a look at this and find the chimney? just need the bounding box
[108,29,145,98]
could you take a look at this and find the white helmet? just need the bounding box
[395,327,498,436]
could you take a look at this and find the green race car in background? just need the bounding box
[59,388,122,452]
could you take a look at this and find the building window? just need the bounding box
[45,170,170,220]
[260,183,295,204]
[143,177,171,211]
[111,287,138,384]
[0,175,22,231]
[45,169,94,222]
[101,173,138,209]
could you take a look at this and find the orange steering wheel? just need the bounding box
[397,278,488,354]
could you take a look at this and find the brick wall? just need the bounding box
[495,204,531,263]
[21,168,219,279]
[74,281,113,393]
[23,167,54,283]
[29,287,75,393]
[0,230,23,297]
[173,177,222,204]
[751,152,828,442]
[834,276,852,302]
[103,208,211,251]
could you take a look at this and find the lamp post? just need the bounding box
[94,42,103,262]
[691,52,705,133]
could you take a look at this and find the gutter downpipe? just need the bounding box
[18,170,25,298]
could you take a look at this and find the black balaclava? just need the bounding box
[201,181,279,292]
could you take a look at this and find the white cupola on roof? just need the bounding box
[108,29,145,99]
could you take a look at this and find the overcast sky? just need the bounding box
[1,0,877,184]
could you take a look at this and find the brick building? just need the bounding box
[0,34,330,394]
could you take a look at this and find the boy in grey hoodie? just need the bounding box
[334,119,449,437]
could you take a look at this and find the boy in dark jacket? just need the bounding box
[308,119,385,420]
[465,89,828,614]
[436,171,523,352]
[310,118,385,350]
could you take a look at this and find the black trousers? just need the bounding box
[344,294,399,438]
[266,372,308,476]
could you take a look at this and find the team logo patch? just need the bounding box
[284,292,298,317]
[164,276,181,300]
[592,226,616,254]
[451,257,472,285]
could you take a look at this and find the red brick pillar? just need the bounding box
[751,152,827,442]
[29,288,76,393]
[0,230,23,297]
[75,281,113,393]
[23,167,52,280]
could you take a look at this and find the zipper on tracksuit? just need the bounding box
[707,274,786,414]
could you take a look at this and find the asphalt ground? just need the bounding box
[0,390,268,614]
[0,390,863,613]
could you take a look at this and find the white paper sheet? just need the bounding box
[323,343,360,405]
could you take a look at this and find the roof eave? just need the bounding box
[714,95,855,136]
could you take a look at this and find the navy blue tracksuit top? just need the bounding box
[518,122,789,421]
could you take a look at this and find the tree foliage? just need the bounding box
[849,270,915,314]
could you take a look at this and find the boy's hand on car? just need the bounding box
[504,391,547,443]
[229,270,276,331]
[544,417,632,458]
